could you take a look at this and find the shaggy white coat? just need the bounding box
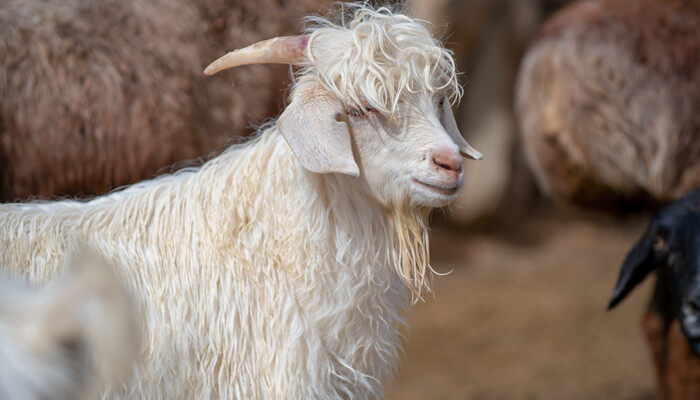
[0,4,463,399]
[1,131,410,398]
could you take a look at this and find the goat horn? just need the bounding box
[204,35,309,76]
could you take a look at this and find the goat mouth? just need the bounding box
[412,179,460,196]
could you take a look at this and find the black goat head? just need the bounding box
[608,188,700,353]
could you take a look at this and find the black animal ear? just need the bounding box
[607,233,657,309]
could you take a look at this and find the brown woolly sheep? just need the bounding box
[0,0,319,201]
[515,0,699,210]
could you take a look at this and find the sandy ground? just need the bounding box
[386,206,659,400]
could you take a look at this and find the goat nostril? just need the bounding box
[432,154,462,173]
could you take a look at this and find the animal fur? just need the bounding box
[0,250,138,400]
[0,4,467,398]
[516,0,699,209]
[0,0,316,201]
[643,312,700,400]
[0,128,418,399]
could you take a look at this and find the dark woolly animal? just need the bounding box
[609,189,700,399]
[516,0,699,209]
[0,0,317,201]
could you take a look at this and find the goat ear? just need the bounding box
[277,88,360,176]
[607,232,657,309]
[440,99,483,160]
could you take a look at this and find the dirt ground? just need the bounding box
[386,206,659,400]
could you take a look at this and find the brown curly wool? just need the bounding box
[0,0,317,201]
[516,0,699,210]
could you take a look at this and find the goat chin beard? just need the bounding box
[386,205,433,303]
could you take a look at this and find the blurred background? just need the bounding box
[388,2,659,398]
[1,0,697,398]
[389,1,698,398]
[387,208,655,400]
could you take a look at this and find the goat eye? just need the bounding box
[348,107,377,118]
[438,98,445,107]
[348,108,364,117]
[653,236,667,252]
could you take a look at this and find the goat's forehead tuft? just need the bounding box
[300,3,462,115]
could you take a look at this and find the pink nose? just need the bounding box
[432,149,462,173]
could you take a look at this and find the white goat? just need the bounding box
[0,251,138,400]
[0,4,481,399]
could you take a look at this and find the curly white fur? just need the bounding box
[304,4,461,115]
[0,131,411,398]
[0,3,466,399]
